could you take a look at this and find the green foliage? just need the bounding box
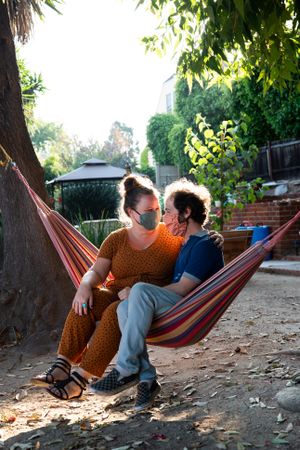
[102,121,139,169]
[136,166,156,182]
[146,113,179,164]
[185,116,266,229]
[175,78,232,132]
[168,122,192,175]
[137,0,300,91]
[43,154,64,181]
[70,138,104,169]
[29,119,141,181]
[138,146,156,181]
[230,75,300,146]
[7,0,63,43]
[18,56,45,124]
[61,182,119,224]
[76,212,112,248]
[140,146,151,169]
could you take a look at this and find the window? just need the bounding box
[166,93,173,112]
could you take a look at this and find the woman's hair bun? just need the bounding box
[123,175,142,193]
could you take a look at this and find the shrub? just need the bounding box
[61,182,119,224]
[76,212,122,248]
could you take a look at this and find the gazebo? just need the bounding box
[47,158,128,215]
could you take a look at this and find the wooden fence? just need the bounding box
[245,139,300,181]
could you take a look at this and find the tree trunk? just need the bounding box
[0,4,75,352]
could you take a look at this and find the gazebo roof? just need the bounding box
[48,158,127,184]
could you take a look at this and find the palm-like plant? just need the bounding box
[6,0,62,41]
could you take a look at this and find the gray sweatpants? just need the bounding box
[116,282,182,381]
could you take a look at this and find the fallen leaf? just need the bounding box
[237,443,245,450]
[215,443,227,449]
[183,383,194,391]
[285,423,293,433]
[271,438,289,445]
[28,431,45,441]
[193,401,208,407]
[80,421,92,431]
[9,443,33,450]
[152,433,168,441]
[104,435,116,442]
[111,447,130,450]
[15,390,28,401]
[186,388,197,396]
[44,440,63,447]
[235,346,248,354]
[0,414,16,424]
[277,413,287,423]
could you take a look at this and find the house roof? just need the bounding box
[48,158,127,184]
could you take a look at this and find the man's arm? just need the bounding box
[164,276,199,296]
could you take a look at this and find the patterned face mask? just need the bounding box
[163,212,187,237]
[133,209,161,231]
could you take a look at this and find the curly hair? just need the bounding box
[164,178,211,226]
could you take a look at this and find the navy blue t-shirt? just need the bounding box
[172,230,224,284]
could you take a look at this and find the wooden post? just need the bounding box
[266,141,274,180]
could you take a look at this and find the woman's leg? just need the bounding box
[32,287,116,386]
[48,300,122,399]
[58,287,116,363]
[79,300,121,378]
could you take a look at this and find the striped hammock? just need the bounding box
[11,164,300,348]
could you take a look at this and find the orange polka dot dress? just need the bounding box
[58,224,183,377]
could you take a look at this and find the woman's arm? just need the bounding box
[72,257,111,316]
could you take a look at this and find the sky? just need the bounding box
[19,0,176,149]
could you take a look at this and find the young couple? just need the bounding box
[31,175,223,411]
[89,178,224,410]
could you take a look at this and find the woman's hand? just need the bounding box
[71,257,111,316]
[72,283,93,316]
[118,287,131,300]
[208,230,224,250]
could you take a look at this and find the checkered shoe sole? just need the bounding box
[89,368,139,396]
[134,379,161,411]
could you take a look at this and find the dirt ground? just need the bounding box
[1,272,299,450]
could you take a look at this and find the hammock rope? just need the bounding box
[2,156,300,348]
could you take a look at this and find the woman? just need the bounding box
[31,175,222,400]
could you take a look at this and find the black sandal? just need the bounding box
[46,371,88,400]
[31,357,71,386]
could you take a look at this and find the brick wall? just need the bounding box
[223,198,300,259]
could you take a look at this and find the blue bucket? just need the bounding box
[235,225,272,260]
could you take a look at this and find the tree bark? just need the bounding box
[0,3,75,352]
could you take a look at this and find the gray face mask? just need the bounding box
[133,209,160,230]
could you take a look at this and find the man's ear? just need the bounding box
[184,207,192,220]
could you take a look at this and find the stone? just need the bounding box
[276,387,300,412]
